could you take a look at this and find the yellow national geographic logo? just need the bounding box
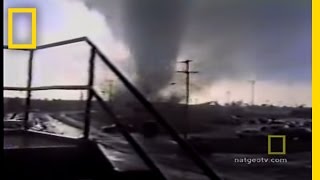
[8,8,37,49]
[268,135,286,155]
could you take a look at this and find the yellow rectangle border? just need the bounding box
[268,135,286,155]
[8,8,37,49]
[313,0,318,179]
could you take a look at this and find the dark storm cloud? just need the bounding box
[85,0,188,97]
[122,0,188,97]
[84,0,311,94]
[180,0,311,85]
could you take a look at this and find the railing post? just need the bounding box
[83,47,96,139]
[91,90,166,180]
[3,38,88,131]
[86,40,220,180]
[24,50,34,130]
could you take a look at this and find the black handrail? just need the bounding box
[91,89,166,180]
[3,37,88,51]
[36,37,87,50]
[86,39,221,180]
[3,37,221,180]
[83,47,96,139]
[24,50,34,130]
[4,85,89,91]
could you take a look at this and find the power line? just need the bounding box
[106,80,114,102]
[226,91,231,104]
[101,79,114,102]
[177,60,199,139]
[248,80,256,106]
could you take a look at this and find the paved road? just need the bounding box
[16,112,311,180]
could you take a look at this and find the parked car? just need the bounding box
[260,125,288,133]
[258,118,271,124]
[269,119,286,125]
[101,123,135,134]
[248,119,260,125]
[303,121,312,128]
[141,121,159,138]
[4,119,23,129]
[236,129,266,139]
[272,127,311,140]
[101,124,118,133]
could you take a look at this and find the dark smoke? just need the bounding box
[123,0,188,97]
[180,0,311,85]
[84,0,311,98]
[85,0,189,98]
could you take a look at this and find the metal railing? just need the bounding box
[3,37,221,180]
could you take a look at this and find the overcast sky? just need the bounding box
[3,0,311,106]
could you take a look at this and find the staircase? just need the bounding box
[3,37,221,180]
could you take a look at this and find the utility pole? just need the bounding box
[107,80,114,103]
[101,80,114,103]
[226,91,231,104]
[177,60,199,139]
[248,80,256,106]
[80,91,84,101]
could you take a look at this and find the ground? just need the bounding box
[4,105,312,180]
